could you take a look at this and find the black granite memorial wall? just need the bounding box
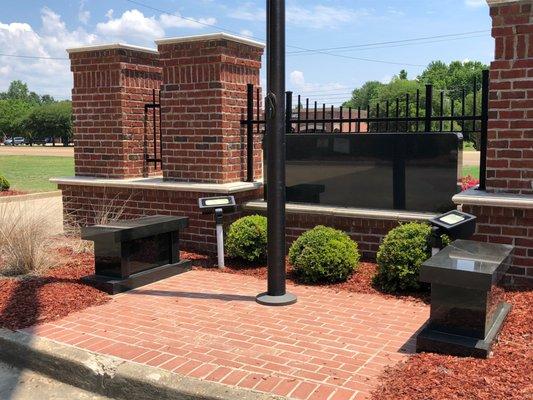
[276,133,462,213]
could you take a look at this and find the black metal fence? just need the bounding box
[144,89,162,169]
[242,70,489,190]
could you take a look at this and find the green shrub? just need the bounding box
[0,175,10,191]
[226,215,267,262]
[374,222,432,293]
[289,225,360,284]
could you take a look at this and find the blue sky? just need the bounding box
[0,0,493,102]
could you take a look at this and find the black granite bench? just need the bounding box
[81,215,191,294]
[417,239,513,358]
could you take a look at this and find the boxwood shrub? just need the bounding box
[289,225,360,284]
[225,215,267,262]
[374,222,433,293]
[0,175,10,191]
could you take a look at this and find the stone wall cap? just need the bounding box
[155,33,265,49]
[66,43,159,55]
[453,188,533,209]
[50,176,263,194]
[244,200,437,221]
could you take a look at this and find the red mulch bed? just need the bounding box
[0,247,109,330]
[183,251,429,303]
[371,289,533,400]
[0,189,27,197]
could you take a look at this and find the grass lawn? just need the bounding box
[463,141,477,151]
[462,165,480,179]
[0,155,74,192]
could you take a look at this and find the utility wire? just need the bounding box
[123,0,424,67]
[287,30,490,54]
[288,34,488,57]
[0,53,69,60]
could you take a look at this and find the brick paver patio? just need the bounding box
[24,270,429,400]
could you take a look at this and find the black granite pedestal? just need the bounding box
[81,215,191,295]
[417,240,513,358]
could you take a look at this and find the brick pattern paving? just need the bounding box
[24,271,428,400]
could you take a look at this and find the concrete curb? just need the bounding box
[0,190,62,204]
[0,329,284,400]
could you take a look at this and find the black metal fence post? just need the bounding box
[478,70,489,191]
[285,91,293,133]
[246,83,255,182]
[425,84,433,132]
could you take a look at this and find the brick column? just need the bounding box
[454,0,533,287]
[486,0,532,194]
[68,44,162,179]
[156,33,264,183]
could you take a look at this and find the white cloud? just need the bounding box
[96,9,216,44]
[465,0,486,8]
[239,29,254,38]
[78,0,90,24]
[289,70,348,97]
[287,5,367,28]
[105,9,114,20]
[230,4,367,28]
[0,7,217,97]
[159,13,216,29]
[290,71,306,87]
[0,65,11,76]
[0,8,97,98]
[229,3,265,22]
[96,9,165,43]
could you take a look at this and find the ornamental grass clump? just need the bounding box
[0,202,54,276]
[289,225,360,284]
[0,175,10,191]
[374,222,433,293]
[225,215,267,262]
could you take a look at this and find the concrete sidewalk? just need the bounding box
[0,361,111,400]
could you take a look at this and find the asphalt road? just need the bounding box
[0,362,112,400]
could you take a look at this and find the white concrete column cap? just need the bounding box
[66,43,158,55]
[486,0,521,5]
[155,33,265,49]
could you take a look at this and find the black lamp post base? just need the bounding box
[256,292,297,306]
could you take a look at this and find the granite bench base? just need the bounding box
[82,260,191,295]
[417,301,511,358]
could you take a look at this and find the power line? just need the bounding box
[287,30,490,54]
[124,0,425,67]
[0,53,68,60]
[288,34,488,57]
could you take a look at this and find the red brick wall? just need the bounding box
[60,183,262,254]
[463,204,532,286]
[70,47,162,179]
[158,37,264,183]
[486,0,532,194]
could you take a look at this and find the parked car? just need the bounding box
[3,137,25,146]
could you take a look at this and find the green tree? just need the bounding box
[23,101,72,146]
[0,80,54,105]
[343,80,384,109]
[0,99,33,138]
